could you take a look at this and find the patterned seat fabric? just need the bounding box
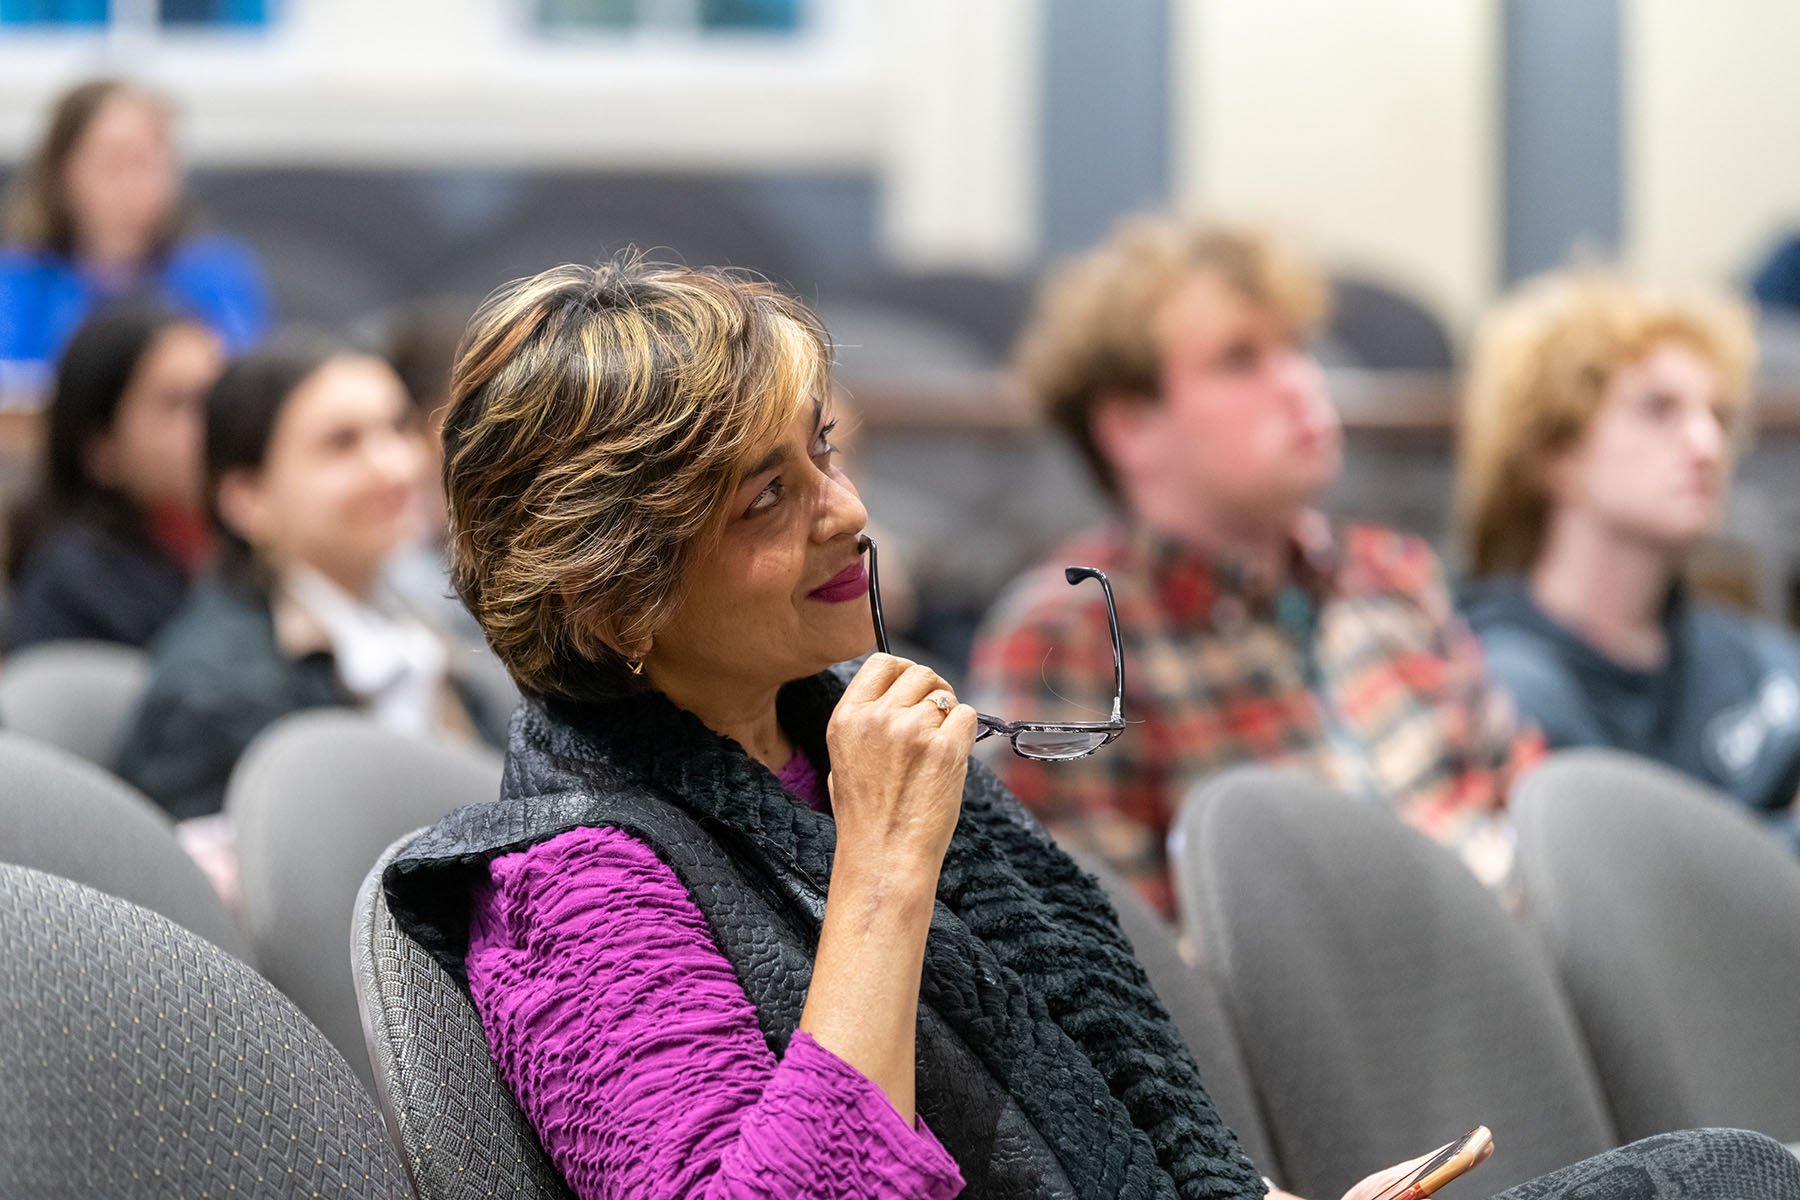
[0,862,410,1198]
[352,834,575,1200]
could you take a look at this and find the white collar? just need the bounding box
[281,564,448,736]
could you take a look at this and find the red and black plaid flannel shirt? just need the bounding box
[968,519,1543,918]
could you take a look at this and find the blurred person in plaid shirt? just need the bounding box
[968,216,1542,919]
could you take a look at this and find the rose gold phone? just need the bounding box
[1371,1127,1494,1200]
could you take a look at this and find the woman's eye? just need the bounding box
[746,477,783,514]
[813,419,839,457]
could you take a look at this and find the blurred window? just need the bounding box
[0,0,271,27]
[538,0,803,37]
[158,0,268,27]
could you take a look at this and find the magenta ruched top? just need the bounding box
[463,752,967,1200]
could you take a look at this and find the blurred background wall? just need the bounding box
[6,0,1800,645]
[6,1,1800,328]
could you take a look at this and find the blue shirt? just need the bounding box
[0,232,271,396]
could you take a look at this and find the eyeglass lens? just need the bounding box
[1011,729,1113,760]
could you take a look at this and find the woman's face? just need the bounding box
[62,91,178,261]
[86,322,222,511]
[646,396,872,695]
[1549,340,1738,553]
[221,356,424,592]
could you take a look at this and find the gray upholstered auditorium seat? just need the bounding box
[353,833,575,1200]
[1173,766,1616,1199]
[0,728,251,961]
[0,862,410,1197]
[1064,845,1279,1179]
[227,709,503,1087]
[0,638,149,769]
[1513,749,1800,1145]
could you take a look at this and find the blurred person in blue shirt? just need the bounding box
[0,78,270,402]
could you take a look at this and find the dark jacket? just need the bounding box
[5,520,187,651]
[116,578,510,821]
[1462,577,1800,849]
[385,668,1263,1200]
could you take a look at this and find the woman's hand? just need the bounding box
[1336,1137,1495,1200]
[799,653,977,1125]
[826,653,978,886]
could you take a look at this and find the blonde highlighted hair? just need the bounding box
[444,255,830,701]
[1014,215,1330,496]
[1457,269,1755,577]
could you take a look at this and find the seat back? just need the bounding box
[227,710,503,1086]
[0,862,410,1197]
[352,833,575,1200]
[0,728,251,961]
[0,639,149,769]
[1173,766,1615,1199]
[1064,846,1278,1177]
[1513,749,1800,1143]
[1326,276,1455,370]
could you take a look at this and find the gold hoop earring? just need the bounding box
[628,658,644,676]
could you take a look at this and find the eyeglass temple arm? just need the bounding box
[865,538,1120,725]
[1064,566,1125,724]
[859,534,891,655]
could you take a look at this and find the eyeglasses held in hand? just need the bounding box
[859,534,1126,761]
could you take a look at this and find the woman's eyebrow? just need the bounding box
[738,399,828,486]
[740,446,786,484]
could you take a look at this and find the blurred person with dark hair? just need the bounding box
[968,216,1541,918]
[115,336,506,828]
[377,296,489,644]
[5,300,221,650]
[380,254,1797,1200]
[381,296,475,535]
[1457,271,1800,850]
[0,78,270,400]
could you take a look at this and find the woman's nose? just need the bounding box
[815,471,867,542]
[371,429,424,485]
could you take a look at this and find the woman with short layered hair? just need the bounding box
[1457,270,1800,846]
[384,254,1800,1200]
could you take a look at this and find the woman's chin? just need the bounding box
[808,627,880,670]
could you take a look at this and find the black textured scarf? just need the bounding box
[387,667,1265,1200]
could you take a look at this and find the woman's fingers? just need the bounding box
[883,662,953,710]
[1339,1149,1437,1200]
[840,652,913,704]
[938,703,979,751]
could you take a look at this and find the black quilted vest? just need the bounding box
[385,668,1265,1200]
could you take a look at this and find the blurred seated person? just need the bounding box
[384,256,1799,1200]
[968,216,1540,917]
[116,336,508,824]
[0,78,269,402]
[5,301,221,649]
[1457,271,1800,851]
[378,296,486,644]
